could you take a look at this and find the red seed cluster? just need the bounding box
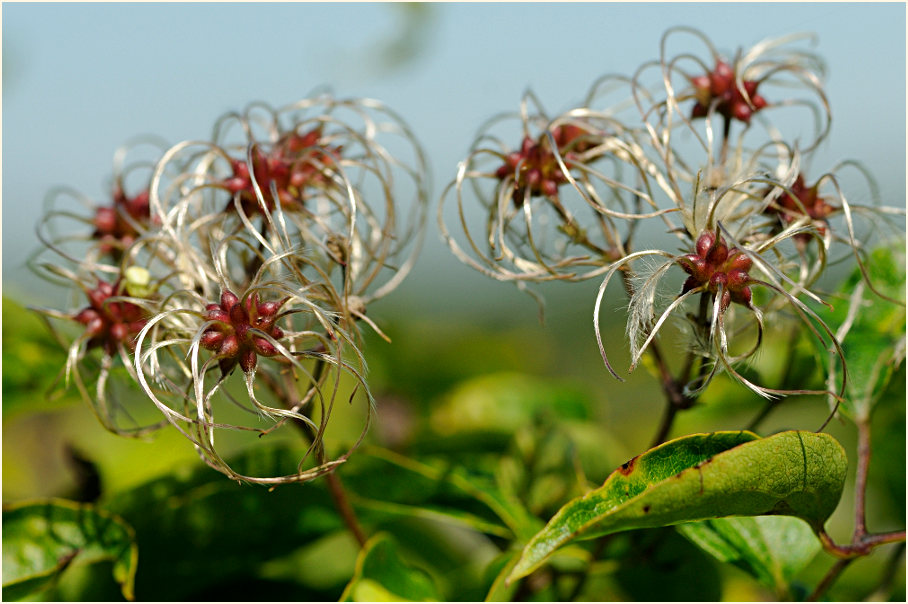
[677,231,754,310]
[200,290,287,373]
[690,60,767,124]
[92,186,152,253]
[767,173,836,240]
[495,124,592,207]
[74,279,148,354]
[222,127,341,215]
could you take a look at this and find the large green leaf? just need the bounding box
[340,533,439,602]
[678,516,820,598]
[2,499,138,601]
[508,430,846,582]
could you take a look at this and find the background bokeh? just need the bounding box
[2,4,905,601]
[4,3,905,310]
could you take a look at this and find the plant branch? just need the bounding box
[853,415,871,537]
[320,448,368,548]
[817,528,906,559]
[264,358,369,548]
[807,558,853,602]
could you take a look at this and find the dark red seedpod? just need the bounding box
[677,231,755,309]
[92,186,154,255]
[493,128,587,207]
[221,126,342,215]
[200,289,288,374]
[689,59,768,124]
[74,278,149,354]
[765,173,838,243]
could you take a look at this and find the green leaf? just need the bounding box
[357,446,539,542]
[104,443,518,599]
[612,528,722,601]
[105,445,344,599]
[1,298,78,419]
[824,246,906,420]
[429,372,590,436]
[678,516,820,598]
[508,430,846,582]
[2,499,138,601]
[340,533,439,602]
[483,550,521,602]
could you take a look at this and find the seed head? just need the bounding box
[201,289,287,374]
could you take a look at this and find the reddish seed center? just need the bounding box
[222,128,341,215]
[690,60,767,124]
[677,231,754,309]
[74,279,147,354]
[494,125,591,206]
[200,290,286,373]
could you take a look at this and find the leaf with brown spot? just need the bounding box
[508,431,846,582]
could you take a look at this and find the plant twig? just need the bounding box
[322,457,368,548]
[817,528,906,559]
[807,558,853,601]
[853,416,871,537]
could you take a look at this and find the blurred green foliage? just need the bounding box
[1,244,904,603]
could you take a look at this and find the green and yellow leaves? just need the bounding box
[2,499,138,601]
[508,430,846,582]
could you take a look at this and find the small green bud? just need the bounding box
[124,266,153,298]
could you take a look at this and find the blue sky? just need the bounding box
[4,3,905,310]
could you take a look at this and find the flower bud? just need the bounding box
[732,103,752,123]
[229,302,249,324]
[256,300,283,318]
[219,334,239,357]
[200,330,225,350]
[239,348,258,373]
[110,322,129,343]
[727,251,752,272]
[253,337,278,356]
[695,231,716,258]
[710,61,734,96]
[732,286,753,307]
[220,290,239,311]
[705,238,728,265]
[207,309,230,323]
[94,207,118,234]
[727,269,750,289]
[710,272,728,288]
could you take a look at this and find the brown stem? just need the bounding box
[322,456,368,548]
[616,261,699,447]
[818,528,906,559]
[262,358,369,549]
[853,416,871,537]
[807,558,853,601]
